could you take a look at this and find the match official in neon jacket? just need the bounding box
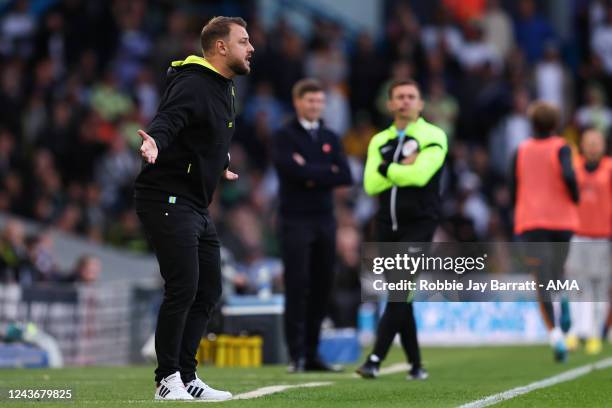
[357,79,447,380]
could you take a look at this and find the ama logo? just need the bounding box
[546,280,580,291]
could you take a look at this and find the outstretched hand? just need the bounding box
[224,169,239,181]
[138,129,158,164]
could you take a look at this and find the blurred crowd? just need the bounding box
[0,218,101,285]
[0,0,610,293]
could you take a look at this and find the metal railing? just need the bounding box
[0,283,161,366]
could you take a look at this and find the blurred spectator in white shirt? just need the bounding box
[421,6,463,58]
[457,21,502,73]
[481,0,514,59]
[576,84,612,134]
[534,43,572,120]
[591,5,612,74]
[489,88,531,178]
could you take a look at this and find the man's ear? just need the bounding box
[217,39,228,56]
[386,99,393,115]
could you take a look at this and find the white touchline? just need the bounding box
[231,381,333,400]
[214,362,411,401]
[458,357,612,408]
[378,362,410,376]
[351,362,411,378]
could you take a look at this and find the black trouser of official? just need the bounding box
[136,200,222,384]
[280,215,336,362]
[520,229,573,331]
[371,218,437,369]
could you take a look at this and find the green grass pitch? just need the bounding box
[0,345,610,407]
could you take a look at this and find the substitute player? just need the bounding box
[134,17,253,401]
[357,79,447,380]
[565,128,611,354]
[512,101,580,362]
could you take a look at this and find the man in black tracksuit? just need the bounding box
[133,17,253,401]
[272,79,352,372]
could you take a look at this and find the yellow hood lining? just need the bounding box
[171,55,221,75]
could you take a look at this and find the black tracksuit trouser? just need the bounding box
[520,229,573,330]
[280,215,336,362]
[136,199,222,383]
[371,218,438,369]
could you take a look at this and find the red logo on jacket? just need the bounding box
[322,143,332,153]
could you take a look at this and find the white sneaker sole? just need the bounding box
[154,395,194,400]
[192,394,232,401]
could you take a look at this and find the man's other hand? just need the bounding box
[224,169,239,180]
[138,129,158,164]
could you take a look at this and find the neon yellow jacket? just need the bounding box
[363,117,448,226]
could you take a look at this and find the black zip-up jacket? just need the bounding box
[272,117,353,218]
[134,55,235,210]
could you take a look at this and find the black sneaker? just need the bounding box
[304,357,343,373]
[356,358,380,379]
[407,367,428,380]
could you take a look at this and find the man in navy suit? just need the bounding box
[272,78,353,372]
